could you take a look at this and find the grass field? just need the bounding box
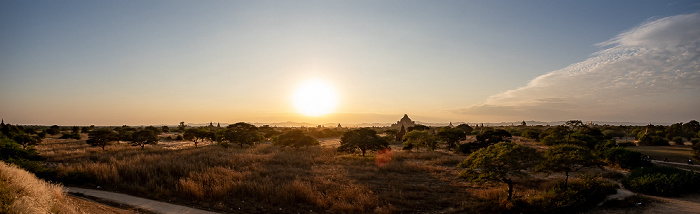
[627,145,694,163]
[33,134,635,213]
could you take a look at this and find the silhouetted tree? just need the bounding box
[407,124,430,132]
[338,128,389,156]
[183,128,210,148]
[131,129,158,149]
[222,122,262,148]
[161,126,170,133]
[87,129,117,151]
[46,125,61,135]
[456,124,474,134]
[459,142,540,200]
[114,125,136,142]
[273,129,319,148]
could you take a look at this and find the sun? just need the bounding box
[292,79,338,117]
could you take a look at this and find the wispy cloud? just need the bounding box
[453,13,700,122]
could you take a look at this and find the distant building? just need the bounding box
[337,123,342,128]
[447,122,454,128]
[391,114,416,129]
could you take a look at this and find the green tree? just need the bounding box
[258,125,280,139]
[458,142,540,200]
[383,129,398,142]
[403,130,438,151]
[407,124,430,132]
[131,129,158,149]
[12,134,41,149]
[537,145,601,189]
[114,125,136,142]
[46,125,61,135]
[273,129,319,148]
[183,128,210,148]
[338,128,389,156]
[437,127,466,150]
[222,122,262,148]
[456,124,474,134]
[87,129,117,151]
[475,129,512,146]
[161,126,170,133]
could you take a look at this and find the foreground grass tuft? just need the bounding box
[0,161,79,214]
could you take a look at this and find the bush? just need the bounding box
[638,134,669,146]
[514,177,617,214]
[691,138,700,145]
[617,141,636,147]
[58,170,96,185]
[602,148,651,169]
[59,133,81,140]
[454,143,470,154]
[672,136,685,145]
[623,166,700,196]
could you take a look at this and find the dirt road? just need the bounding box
[65,187,219,214]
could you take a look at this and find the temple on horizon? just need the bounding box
[390,114,416,129]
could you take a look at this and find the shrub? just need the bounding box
[517,177,617,213]
[691,138,700,145]
[454,143,470,154]
[637,134,669,146]
[671,136,685,145]
[623,165,700,196]
[617,141,636,147]
[602,147,651,169]
[58,170,97,185]
[59,133,81,140]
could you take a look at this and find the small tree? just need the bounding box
[131,129,159,149]
[537,145,601,189]
[437,127,466,150]
[87,129,117,151]
[456,124,474,134]
[222,122,262,148]
[46,125,61,135]
[12,134,41,149]
[273,130,319,148]
[403,130,438,151]
[338,128,389,156]
[458,142,540,200]
[183,128,210,147]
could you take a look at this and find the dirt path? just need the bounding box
[65,187,219,214]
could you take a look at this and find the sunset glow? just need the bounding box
[292,79,338,117]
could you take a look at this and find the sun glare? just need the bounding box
[292,79,338,117]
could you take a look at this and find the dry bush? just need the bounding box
[0,161,81,214]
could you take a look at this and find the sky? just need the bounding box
[1,1,699,126]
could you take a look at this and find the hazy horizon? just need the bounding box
[2,1,699,125]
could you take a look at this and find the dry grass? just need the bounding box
[37,136,479,213]
[0,161,81,214]
[36,135,623,213]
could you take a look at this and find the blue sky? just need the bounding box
[1,1,699,125]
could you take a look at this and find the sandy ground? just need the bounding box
[65,187,219,214]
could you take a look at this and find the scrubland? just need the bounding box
[34,135,633,213]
